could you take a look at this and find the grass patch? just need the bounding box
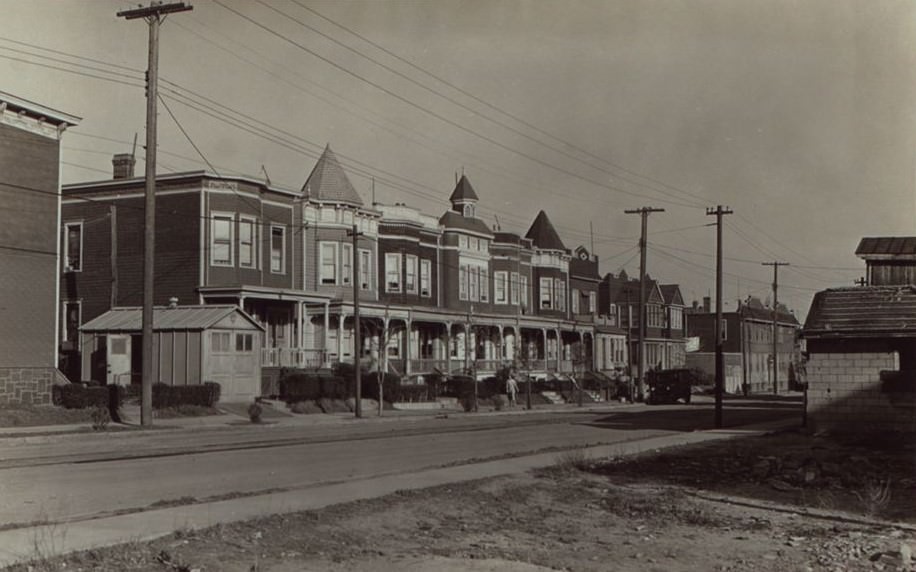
[153,405,221,419]
[0,404,93,428]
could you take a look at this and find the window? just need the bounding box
[494,271,508,304]
[211,215,233,266]
[235,333,253,352]
[62,300,80,346]
[406,255,418,294]
[341,243,352,285]
[480,267,489,302]
[670,307,683,330]
[270,225,286,274]
[386,253,402,292]
[510,272,519,305]
[64,222,82,271]
[520,275,529,308]
[238,218,257,268]
[459,235,468,249]
[459,265,468,300]
[359,249,372,290]
[554,279,566,311]
[571,288,580,314]
[463,204,475,217]
[320,242,338,285]
[540,277,552,309]
[420,259,431,297]
[589,292,597,314]
[211,331,232,352]
[469,266,479,301]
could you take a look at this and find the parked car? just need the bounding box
[646,368,697,404]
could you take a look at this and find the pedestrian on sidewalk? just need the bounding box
[507,370,519,407]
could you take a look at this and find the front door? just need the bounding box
[107,334,132,385]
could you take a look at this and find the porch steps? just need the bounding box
[540,390,565,404]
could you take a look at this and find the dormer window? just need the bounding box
[463,204,475,218]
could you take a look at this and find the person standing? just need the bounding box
[507,370,519,407]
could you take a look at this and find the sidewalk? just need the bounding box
[0,416,797,568]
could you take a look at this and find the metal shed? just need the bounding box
[79,305,264,402]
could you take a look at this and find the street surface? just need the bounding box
[0,397,798,528]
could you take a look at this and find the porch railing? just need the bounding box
[261,348,326,368]
[409,359,449,373]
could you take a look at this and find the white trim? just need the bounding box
[54,141,62,364]
[359,248,372,290]
[420,258,431,298]
[341,242,353,286]
[62,220,83,272]
[385,252,402,293]
[238,215,258,269]
[61,188,200,204]
[198,191,205,287]
[269,224,287,274]
[61,299,82,348]
[405,254,418,294]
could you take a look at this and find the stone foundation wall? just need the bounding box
[0,367,56,405]
[807,352,916,432]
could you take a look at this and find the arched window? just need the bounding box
[463,204,475,217]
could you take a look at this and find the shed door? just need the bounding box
[209,330,258,401]
[107,334,132,385]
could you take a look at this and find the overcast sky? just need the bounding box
[3,0,915,319]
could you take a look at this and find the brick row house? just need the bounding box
[685,296,801,394]
[0,91,79,405]
[59,144,688,394]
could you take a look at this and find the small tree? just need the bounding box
[514,337,538,410]
[570,340,592,406]
[360,313,405,416]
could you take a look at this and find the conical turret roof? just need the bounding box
[449,174,479,203]
[525,210,566,251]
[301,145,364,206]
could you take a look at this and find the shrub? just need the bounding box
[444,376,476,399]
[398,385,429,403]
[279,372,322,402]
[479,377,503,399]
[460,394,477,412]
[289,400,323,414]
[90,406,111,431]
[55,383,122,410]
[247,401,263,423]
[362,372,401,402]
[317,397,350,413]
[491,394,505,411]
[152,382,221,409]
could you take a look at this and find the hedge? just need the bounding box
[279,372,355,403]
[53,383,123,410]
[152,382,221,409]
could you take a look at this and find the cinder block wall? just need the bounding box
[806,352,916,432]
[0,367,55,405]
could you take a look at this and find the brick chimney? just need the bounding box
[702,296,711,313]
[112,153,136,179]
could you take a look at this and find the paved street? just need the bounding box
[0,396,798,529]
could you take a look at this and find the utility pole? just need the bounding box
[762,261,789,395]
[707,205,733,429]
[348,224,363,418]
[117,1,192,427]
[624,207,664,401]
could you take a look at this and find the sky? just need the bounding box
[3,0,915,320]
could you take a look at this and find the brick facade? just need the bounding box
[806,351,916,432]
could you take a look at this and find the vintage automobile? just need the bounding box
[646,368,697,404]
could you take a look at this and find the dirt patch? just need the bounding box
[153,405,223,419]
[7,443,915,572]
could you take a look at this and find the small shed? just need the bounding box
[79,305,264,402]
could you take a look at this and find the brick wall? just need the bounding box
[807,351,916,432]
[0,367,56,405]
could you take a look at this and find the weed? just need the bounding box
[553,448,592,473]
[90,405,110,431]
[248,401,263,423]
[854,477,892,517]
[491,395,505,411]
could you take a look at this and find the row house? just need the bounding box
[0,91,79,405]
[685,296,801,394]
[59,144,641,389]
[598,270,688,374]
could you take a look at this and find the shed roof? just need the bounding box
[80,306,263,333]
[855,237,916,258]
[804,286,916,338]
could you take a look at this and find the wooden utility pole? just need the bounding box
[117,1,192,427]
[706,205,733,429]
[348,224,363,418]
[762,261,789,395]
[624,207,664,401]
[109,205,118,308]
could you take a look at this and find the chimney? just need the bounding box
[702,296,711,313]
[168,297,179,309]
[112,153,136,180]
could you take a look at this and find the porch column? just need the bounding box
[337,314,345,362]
[555,328,561,371]
[445,322,452,374]
[382,317,390,376]
[297,301,304,349]
[541,328,547,368]
[405,319,413,375]
[323,302,330,358]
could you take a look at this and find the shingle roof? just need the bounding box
[301,145,364,206]
[659,284,683,306]
[804,286,916,338]
[525,210,566,251]
[448,175,479,203]
[80,306,263,332]
[855,237,916,258]
[438,210,493,236]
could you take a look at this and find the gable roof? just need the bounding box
[438,210,493,236]
[80,306,264,333]
[855,237,916,259]
[525,210,567,251]
[804,286,916,338]
[448,174,479,203]
[301,145,364,206]
[660,284,684,306]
